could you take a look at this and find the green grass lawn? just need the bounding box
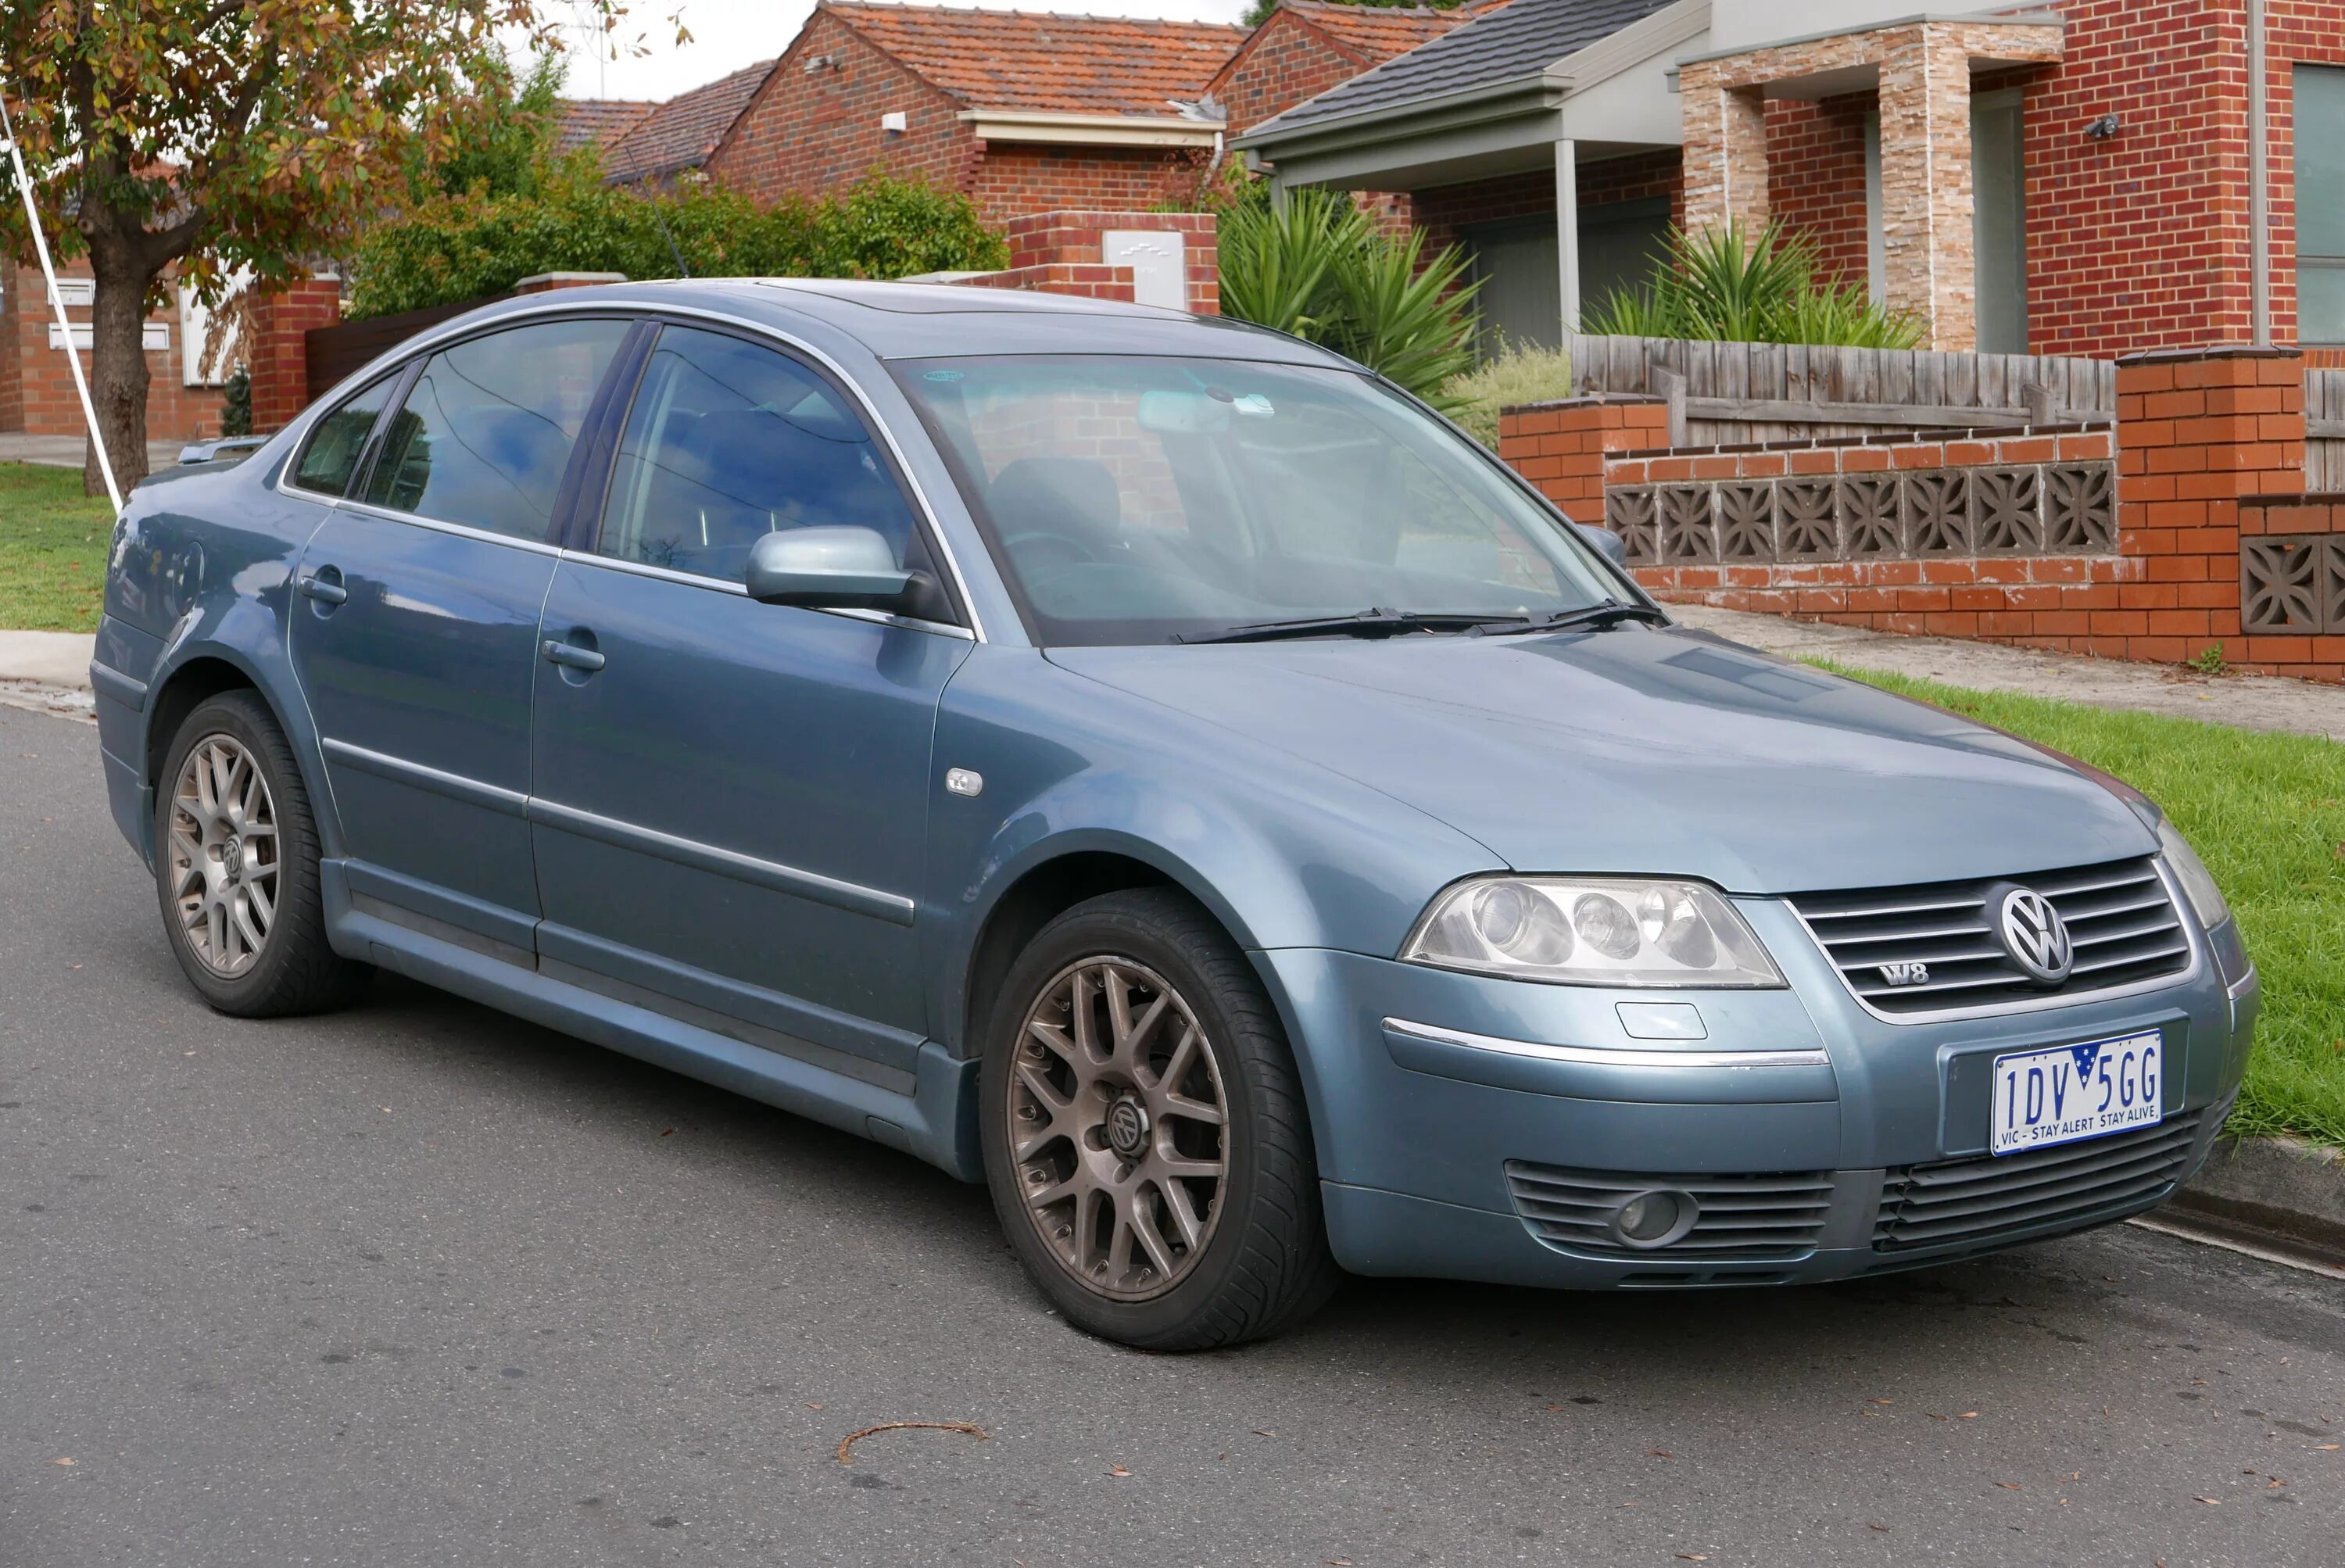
[0,460,116,632]
[1818,663,2345,1149]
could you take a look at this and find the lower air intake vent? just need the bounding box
[1505,1163,1834,1262]
[1872,1111,2205,1253]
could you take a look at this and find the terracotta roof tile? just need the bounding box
[1280,1,1475,66]
[601,59,776,185]
[554,98,656,156]
[821,2,1245,118]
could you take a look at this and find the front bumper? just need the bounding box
[1257,901,2257,1290]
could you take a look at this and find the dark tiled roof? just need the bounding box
[554,98,655,155]
[1281,0,1474,66]
[601,59,776,185]
[822,2,1244,118]
[1247,0,1675,138]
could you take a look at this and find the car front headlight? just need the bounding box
[2157,818,2231,930]
[1400,876,1785,988]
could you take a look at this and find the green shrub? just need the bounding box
[1441,342,1576,449]
[220,366,252,438]
[1589,219,1924,349]
[346,172,1006,320]
[1219,188,1480,406]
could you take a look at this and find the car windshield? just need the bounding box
[891,355,1620,646]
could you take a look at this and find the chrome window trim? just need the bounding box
[1782,858,2207,1027]
[525,796,918,927]
[1381,1017,1830,1072]
[331,496,568,557]
[553,548,976,641]
[269,295,990,642]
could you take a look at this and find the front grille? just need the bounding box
[1789,857,2192,1017]
[1505,1163,1834,1261]
[1871,1110,2204,1253]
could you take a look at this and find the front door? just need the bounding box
[527,324,972,1079]
[290,316,631,950]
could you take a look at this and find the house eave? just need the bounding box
[958,110,1223,148]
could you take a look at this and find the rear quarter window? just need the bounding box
[292,376,396,496]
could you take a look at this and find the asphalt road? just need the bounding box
[3,700,2339,1568]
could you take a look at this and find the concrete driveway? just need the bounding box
[3,702,2338,1566]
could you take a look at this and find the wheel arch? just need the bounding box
[139,643,338,863]
[957,847,1190,1061]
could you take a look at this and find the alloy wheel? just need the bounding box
[167,734,280,979]
[1005,958,1230,1301]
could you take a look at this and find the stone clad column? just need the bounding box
[1680,63,1769,238]
[1878,23,1977,350]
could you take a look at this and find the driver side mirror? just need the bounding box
[745,527,915,610]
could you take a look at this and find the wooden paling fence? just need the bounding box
[2304,369,2345,491]
[1563,335,2120,446]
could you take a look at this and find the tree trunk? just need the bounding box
[82,249,155,497]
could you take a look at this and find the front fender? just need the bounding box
[921,646,1498,1051]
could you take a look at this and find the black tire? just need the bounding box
[153,691,369,1017]
[979,888,1340,1350]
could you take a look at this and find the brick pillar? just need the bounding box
[2116,347,2306,659]
[963,212,1217,313]
[1879,25,1976,350]
[1496,396,1671,519]
[246,277,342,433]
[1680,65,1769,237]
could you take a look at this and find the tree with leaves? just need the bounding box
[0,1,664,496]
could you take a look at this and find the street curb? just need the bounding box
[2172,1134,2345,1267]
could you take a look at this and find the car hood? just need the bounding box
[1045,625,2157,894]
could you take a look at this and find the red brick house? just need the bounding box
[0,258,231,444]
[1237,0,2345,363]
[589,60,781,188]
[705,2,1244,226]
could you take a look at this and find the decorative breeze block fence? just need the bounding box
[1602,431,2118,567]
[1500,348,2344,684]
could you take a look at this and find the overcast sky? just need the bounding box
[542,0,1254,102]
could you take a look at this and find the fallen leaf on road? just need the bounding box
[806,1403,823,1410]
[1871,1398,1893,1405]
[1960,1412,1980,1419]
[833,1421,987,1466]
[52,1458,73,1466]
[1647,1450,1674,1459]
[1106,1464,1131,1477]
[1869,1523,1889,1532]
[2318,1444,2340,1451]
[1994,1483,2020,1491]
[1676,1555,1708,1563]
[2193,1497,2221,1505]
[1326,1559,1355,1565]
[1253,1430,1274,1437]
[659,1128,675,1137]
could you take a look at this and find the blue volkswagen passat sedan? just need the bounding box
[94,282,2256,1348]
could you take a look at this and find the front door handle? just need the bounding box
[300,567,348,606]
[541,639,607,673]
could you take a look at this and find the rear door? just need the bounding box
[527,322,972,1079]
[288,316,633,954]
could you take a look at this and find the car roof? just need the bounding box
[434,277,1355,368]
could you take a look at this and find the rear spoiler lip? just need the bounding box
[177,435,270,465]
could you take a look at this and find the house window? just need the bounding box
[2298,66,2345,345]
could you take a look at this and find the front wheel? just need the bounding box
[979,889,1338,1350]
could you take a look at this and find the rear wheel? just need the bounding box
[155,692,368,1017]
[980,889,1338,1350]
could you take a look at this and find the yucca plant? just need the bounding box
[1588,219,1924,349]
[1219,188,1482,406]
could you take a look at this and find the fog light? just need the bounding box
[1613,1190,1692,1248]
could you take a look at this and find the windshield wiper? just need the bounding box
[1466,600,1671,639]
[1176,607,1529,645]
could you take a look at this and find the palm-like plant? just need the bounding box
[1219,188,1481,406]
[1588,220,1924,349]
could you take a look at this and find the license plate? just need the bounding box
[1990,1031,2164,1156]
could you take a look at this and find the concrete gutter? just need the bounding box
[0,631,97,725]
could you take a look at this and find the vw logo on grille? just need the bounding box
[1996,887,2075,984]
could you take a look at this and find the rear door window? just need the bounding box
[595,324,925,585]
[292,375,396,497]
[362,318,628,541]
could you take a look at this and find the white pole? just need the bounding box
[0,97,123,511]
[1556,138,1581,338]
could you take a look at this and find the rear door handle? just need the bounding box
[541,639,607,673]
[299,567,348,606]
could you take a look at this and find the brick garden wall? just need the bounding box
[1501,347,2345,684]
[952,210,1219,313]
